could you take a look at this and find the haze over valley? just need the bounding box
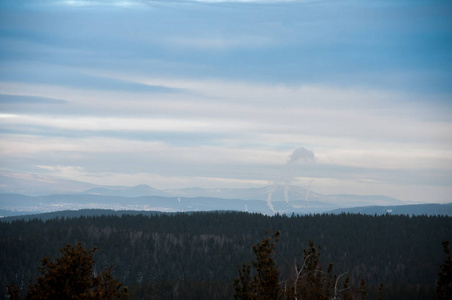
[1,170,450,218]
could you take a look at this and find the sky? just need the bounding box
[0,0,451,203]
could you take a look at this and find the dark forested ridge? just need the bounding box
[1,211,451,299]
[329,203,452,217]
[0,209,167,222]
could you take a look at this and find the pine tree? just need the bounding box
[437,241,452,299]
[234,231,282,299]
[25,242,128,300]
[287,240,349,300]
[235,233,366,300]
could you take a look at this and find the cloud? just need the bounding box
[1,131,451,202]
[165,35,274,50]
[278,147,316,185]
[0,64,183,93]
[53,0,316,5]
[35,0,148,8]
[0,94,67,104]
[4,76,449,148]
[0,0,451,204]
[287,147,315,165]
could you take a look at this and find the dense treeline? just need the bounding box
[1,212,450,299]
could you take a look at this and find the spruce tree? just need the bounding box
[234,231,282,299]
[25,242,128,300]
[437,241,452,299]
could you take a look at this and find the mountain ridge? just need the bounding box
[1,170,445,217]
[1,192,449,218]
[2,202,452,221]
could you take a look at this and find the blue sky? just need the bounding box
[0,0,451,203]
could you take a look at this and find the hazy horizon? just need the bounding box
[1,0,451,204]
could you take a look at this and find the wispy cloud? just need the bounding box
[55,0,317,5]
[165,35,273,50]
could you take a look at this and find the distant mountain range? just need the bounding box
[83,184,406,207]
[0,192,340,217]
[0,170,450,217]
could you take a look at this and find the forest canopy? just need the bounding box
[2,211,451,299]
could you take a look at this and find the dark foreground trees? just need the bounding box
[437,241,452,299]
[234,231,366,300]
[3,212,450,299]
[234,231,282,299]
[8,242,128,300]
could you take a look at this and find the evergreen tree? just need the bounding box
[437,241,452,299]
[234,233,362,300]
[285,240,352,300]
[234,231,282,299]
[25,242,128,300]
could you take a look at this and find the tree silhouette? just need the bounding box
[285,240,352,300]
[234,232,363,300]
[437,241,452,299]
[25,242,128,300]
[234,231,282,299]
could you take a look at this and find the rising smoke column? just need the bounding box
[267,147,315,212]
[266,186,276,212]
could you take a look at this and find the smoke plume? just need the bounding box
[287,147,315,165]
[267,147,315,212]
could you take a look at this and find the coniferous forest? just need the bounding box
[1,211,451,299]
